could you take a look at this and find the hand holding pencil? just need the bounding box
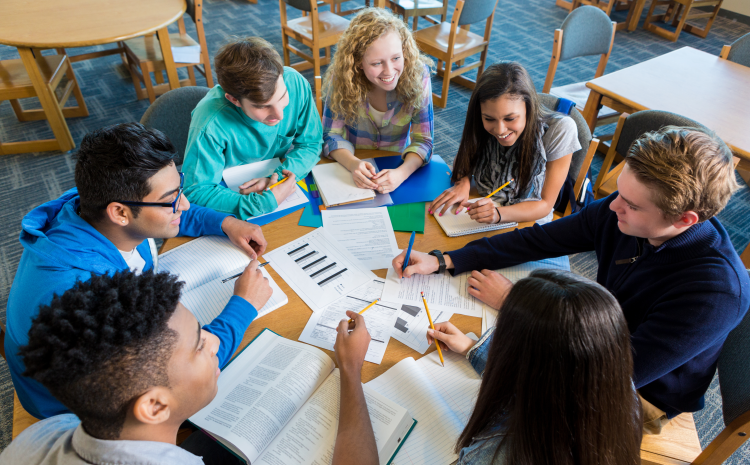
[421,292,445,367]
[462,178,514,224]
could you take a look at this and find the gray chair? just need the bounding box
[539,93,600,217]
[721,32,750,68]
[543,6,618,128]
[413,0,500,108]
[593,110,709,199]
[139,86,210,167]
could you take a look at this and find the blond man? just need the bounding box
[395,126,750,433]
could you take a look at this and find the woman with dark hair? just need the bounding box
[430,62,580,225]
[428,269,642,465]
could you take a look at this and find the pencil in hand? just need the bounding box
[266,176,288,190]
[348,299,379,323]
[221,262,270,283]
[421,291,445,367]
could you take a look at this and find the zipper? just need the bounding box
[615,238,642,265]
[611,238,644,293]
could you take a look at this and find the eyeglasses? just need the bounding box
[115,172,184,214]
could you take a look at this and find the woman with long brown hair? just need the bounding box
[428,269,642,465]
[431,62,579,225]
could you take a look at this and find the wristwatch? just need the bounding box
[428,250,446,274]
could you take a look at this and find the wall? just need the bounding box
[723,0,750,17]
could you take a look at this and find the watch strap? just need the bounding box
[428,250,446,274]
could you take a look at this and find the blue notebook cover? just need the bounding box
[245,184,312,227]
[374,154,453,206]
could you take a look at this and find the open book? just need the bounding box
[312,162,376,207]
[158,236,288,326]
[434,199,517,237]
[190,329,417,465]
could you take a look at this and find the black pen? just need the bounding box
[221,262,269,283]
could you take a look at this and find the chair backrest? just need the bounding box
[538,93,593,181]
[559,5,614,61]
[457,0,497,25]
[726,32,750,68]
[284,0,313,12]
[139,86,210,166]
[717,270,750,427]
[186,0,197,23]
[614,110,708,157]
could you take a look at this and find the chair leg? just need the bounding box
[281,33,291,66]
[413,16,419,31]
[435,60,452,108]
[670,2,692,41]
[142,64,157,103]
[313,48,323,116]
[62,58,89,117]
[187,66,197,86]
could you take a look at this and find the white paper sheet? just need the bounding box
[321,208,400,271]
[263,228,377,312]
[298,279,399,364]
[312,162,375,207]
[171,45,201,63]
[391,300,453,354]
[382,267,490,318]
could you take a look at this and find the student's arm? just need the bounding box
[182,131,281,220]
[402,68,434,165]
[332,311,378,465]
[177,203,231,237]
[465,154,573,224]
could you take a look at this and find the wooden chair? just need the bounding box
[720,32,750,67]
[389,0,450,32]
[643,0,723,42]
[544,6,619,140]
[593,110,710,199]
[279,0,350,115]
[413,0,499,108]
[539,94,599,219]
[571,0,631,30]
[122,0,213,103]
[0,51,88,155]
[642,275,750,464]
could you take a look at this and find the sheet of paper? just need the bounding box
[321,208,400,271]
[299,279,398,364]
[223,159,282,192]
[382,267,490,318]
[312,162,375,207]
[388,202,426,233]
[391,301,453,354]
[171,44,201,63]
[263,228,377,312]
[181,266,287,326]
[158,236,250,291]
[366,333,481,465]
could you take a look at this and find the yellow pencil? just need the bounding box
[485,178,514,198]
[421,292,445,367]
[348,299,379,323]
[267,177,288,190]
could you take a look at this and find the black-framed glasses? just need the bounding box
[115,172,184,214]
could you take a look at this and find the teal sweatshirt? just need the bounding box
[182,67,322,219]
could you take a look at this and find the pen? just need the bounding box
[484,178,514,198]
[402,231,416,274]
[221,262,269,283]
[421,292,444,367]
[267,176,288,190]
[348,299,379,323]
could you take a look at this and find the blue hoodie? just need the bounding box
[6,188,258,419]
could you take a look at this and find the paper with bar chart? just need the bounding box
[264,228,377,312]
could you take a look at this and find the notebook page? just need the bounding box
[181,266,288,326]
[223,159,281,192]
[312,163,375,207]
[158,236,250,292]
[434,199,516,236]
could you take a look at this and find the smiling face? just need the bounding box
[360,31,404,93]
[126,163,189,240]
[228,74,289,126]
[167,303,222,419]
[479,95,527,147]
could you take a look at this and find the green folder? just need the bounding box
[388,202,426,233]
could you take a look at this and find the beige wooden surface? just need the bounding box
[582,47,750,161]
[162,149,533,382]
[640,413,702,465]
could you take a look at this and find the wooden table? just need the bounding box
[0,0,187,153]
[163,150,535,382]
[581,47,750,164]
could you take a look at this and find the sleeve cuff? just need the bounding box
[323,138,354,158]
[445,247,480,276]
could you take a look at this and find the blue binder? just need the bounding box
[373,154,452,206]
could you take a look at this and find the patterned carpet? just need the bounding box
[1,0,749,459]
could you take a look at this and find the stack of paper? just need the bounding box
[312,162,375,207]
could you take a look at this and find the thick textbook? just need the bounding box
[190,329,417,465]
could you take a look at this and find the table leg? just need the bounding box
[627,0,647,31]
[17,47,75,152]
[582,89,603,134]
[156,27,181,90]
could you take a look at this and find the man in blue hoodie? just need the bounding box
[6,122,273,420]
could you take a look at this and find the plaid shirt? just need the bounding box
[322,66,433,165]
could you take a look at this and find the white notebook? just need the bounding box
[434,199,517,237]
[312,162,375,207]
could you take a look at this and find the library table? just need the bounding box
[0,0,186,153]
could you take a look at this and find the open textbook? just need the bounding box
[366,333,481,465]
[190,329,416,465]
[158,236,288,326]
[312,162,376,207]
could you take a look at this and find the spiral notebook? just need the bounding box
[434,199,517,237]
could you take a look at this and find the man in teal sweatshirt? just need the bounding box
[183,37,322,220]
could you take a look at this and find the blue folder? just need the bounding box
[373,154,452,206]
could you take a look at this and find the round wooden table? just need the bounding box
[0,0,186,153]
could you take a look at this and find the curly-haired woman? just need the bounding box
[322,8,433,194]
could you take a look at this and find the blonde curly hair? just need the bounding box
[322,8,433,125]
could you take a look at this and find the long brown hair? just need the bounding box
[457,269,642,465]
[452,62,550,196]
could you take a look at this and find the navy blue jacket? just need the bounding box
[446,193,750,417]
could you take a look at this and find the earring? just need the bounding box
[122,220,125,223]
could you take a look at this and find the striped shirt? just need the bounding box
[322,65,433,165]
